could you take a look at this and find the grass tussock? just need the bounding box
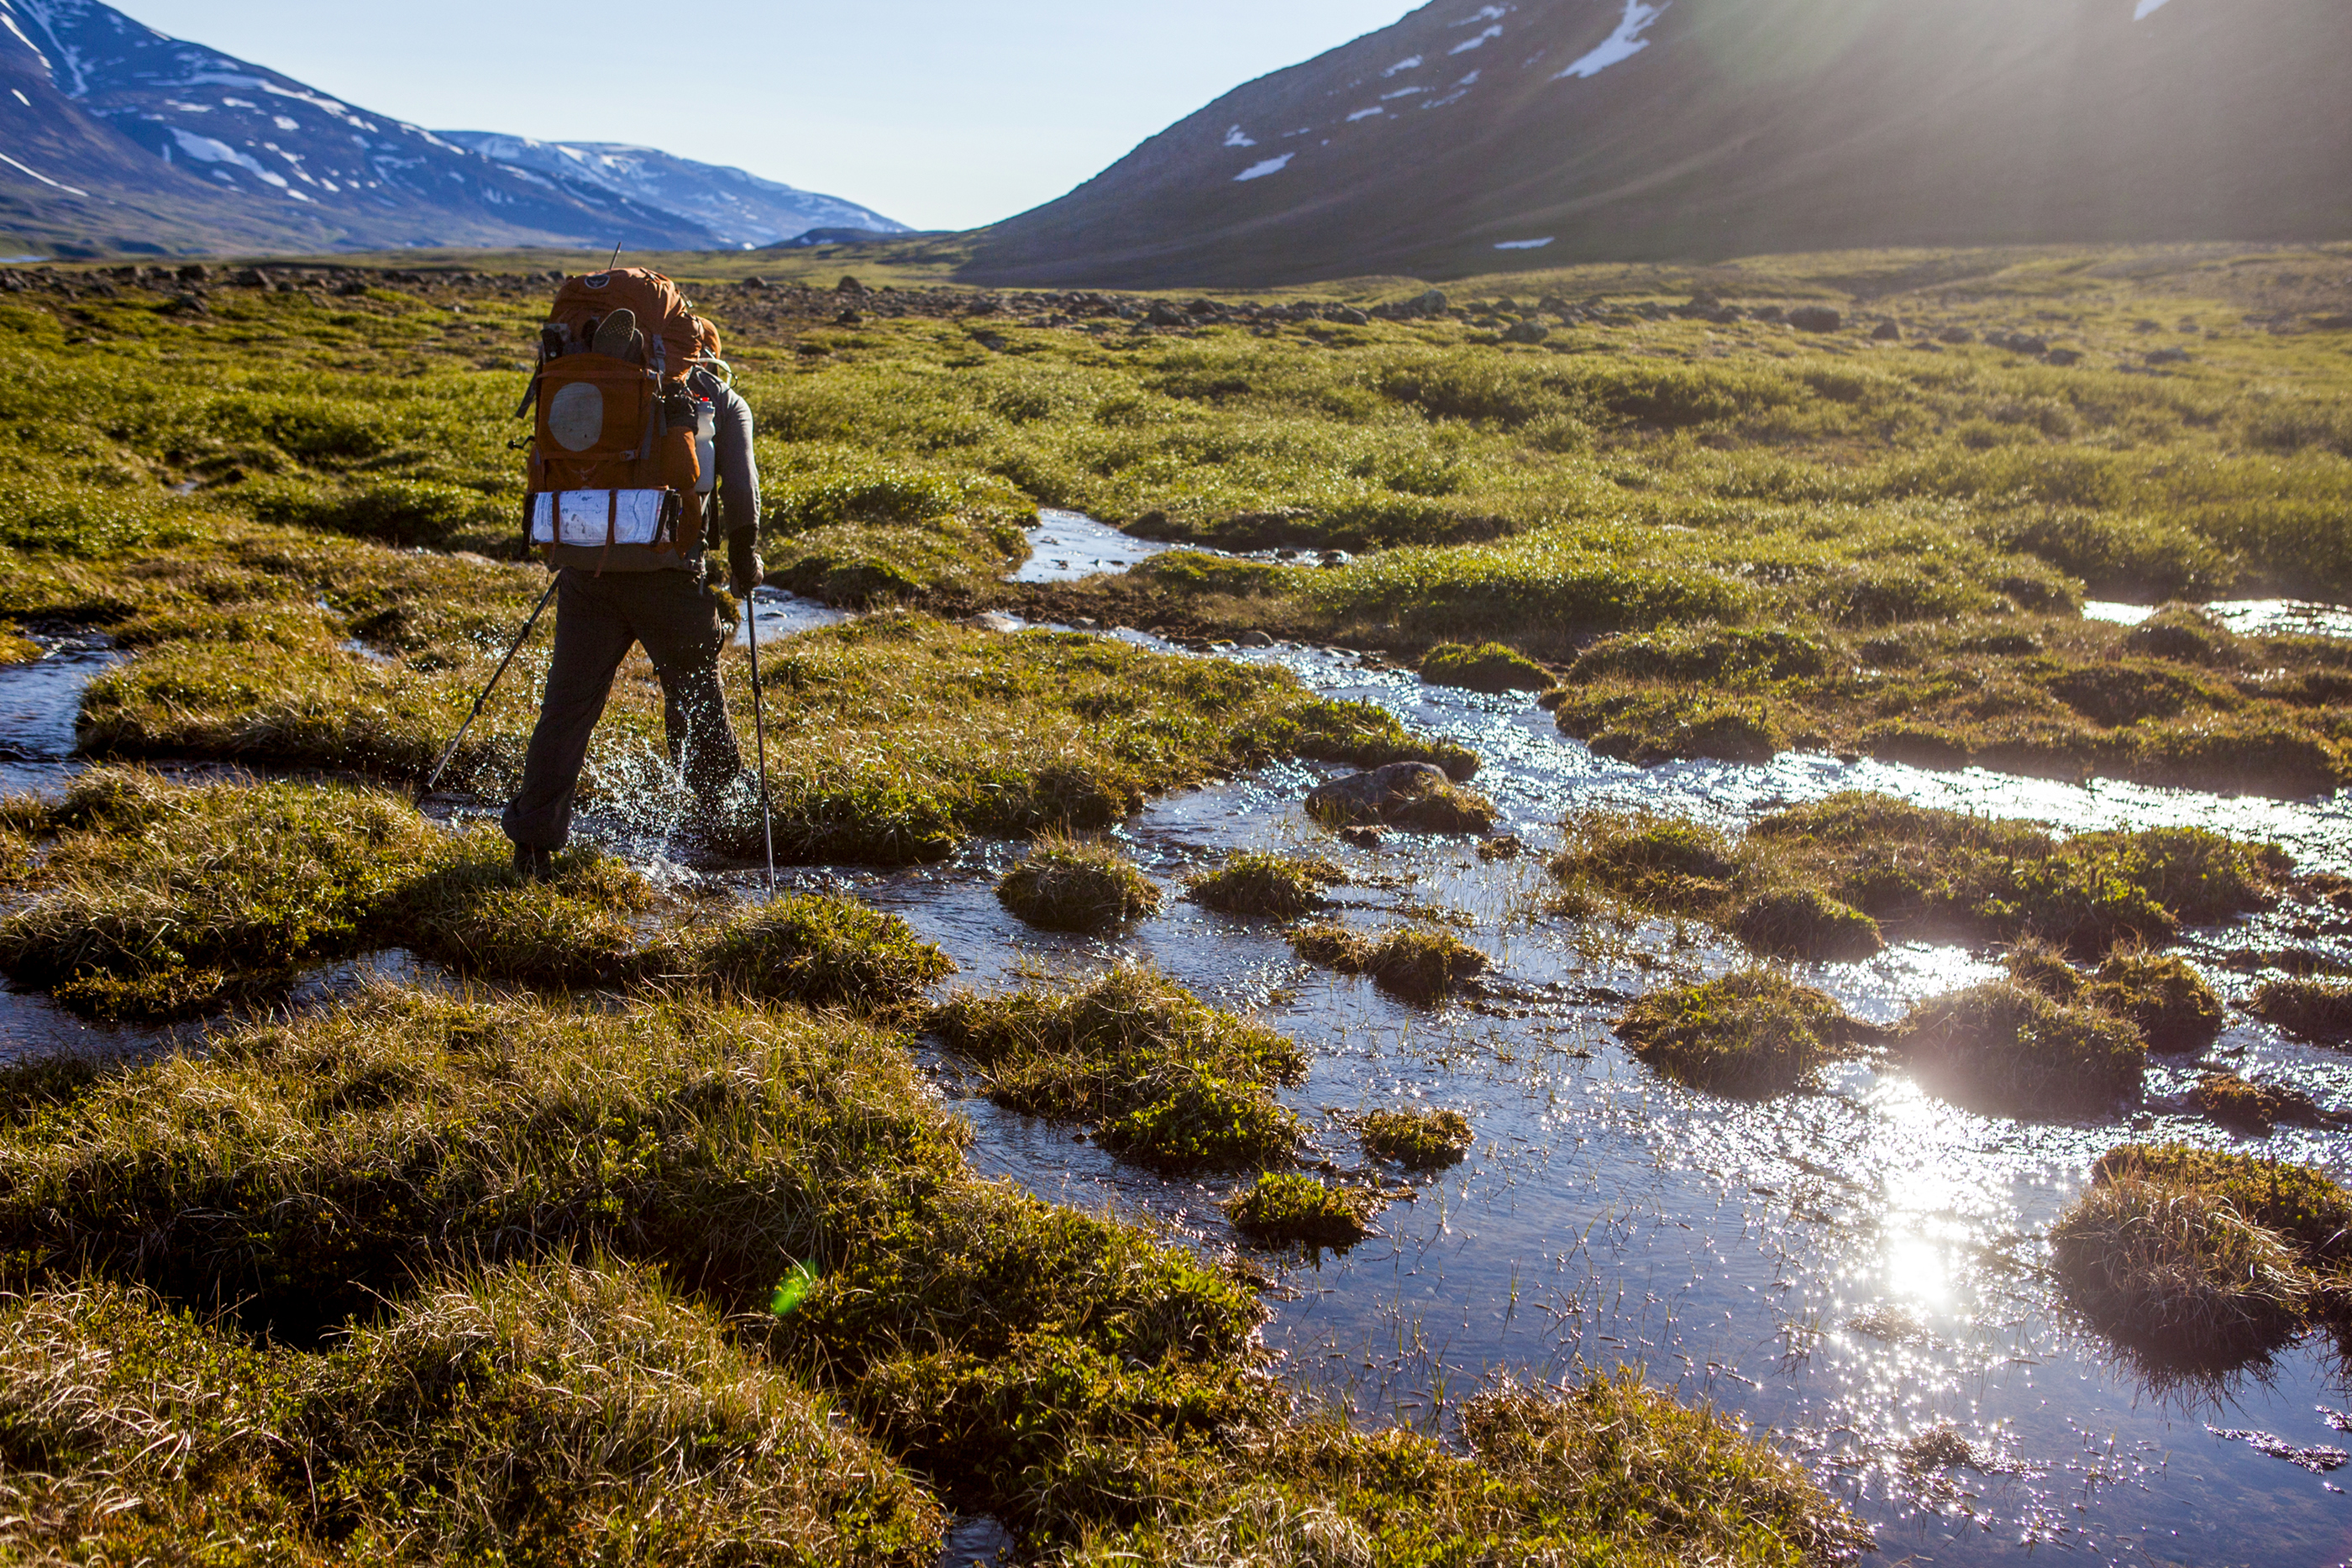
[1615,970,1864,1098]
[2004,940,2226,1055]
[2052,1143,2352,1372]
[1186,849,1343,918]
[0,769,438,1020]
[931,963,1306,1172]
[2187,1073,2326,1135]
[1419,641,1551,693]
[1288,922,1488,1004]
[996,836,1162,931]
[2049,1179,2313,1371]
[1898,981,2146,1115]
[699,894,956,1017]
[2250,978,2352,1044]
[1225,1173,1380,1251]
[0,985,963,1332]
[1356,1106,1475,1169]
[0,1266,946,1566]
[1557,794,2287,963]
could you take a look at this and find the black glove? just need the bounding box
[727,531,764,596]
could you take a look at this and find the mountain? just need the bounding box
[960,0,2352,288]
[0,0,899,256]
[438,134,906,250]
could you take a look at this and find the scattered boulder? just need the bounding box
[1305,763,1496,835]
[1937,327,1977,344]
[1501,319,1551,344]
[966,611,1026,635]
[836,275,867,294]
[1870,320,1903,340]
[1146,300,1192,328]
[1332,306,1370,326]
[1787,306,1843,333]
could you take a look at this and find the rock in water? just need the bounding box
[1305,763,1496,834]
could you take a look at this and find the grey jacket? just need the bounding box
[544,370,759,574]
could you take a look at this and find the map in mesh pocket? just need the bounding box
[530,490,669,546]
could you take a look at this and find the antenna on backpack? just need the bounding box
[606,240,622,273]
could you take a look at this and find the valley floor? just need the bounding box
[0,241,2347,1565]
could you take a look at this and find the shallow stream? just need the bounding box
[6,519,2352,1565]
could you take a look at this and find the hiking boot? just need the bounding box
[512,841,557,882]
[592,308,638,359]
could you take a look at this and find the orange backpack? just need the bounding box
[520,268,707,559]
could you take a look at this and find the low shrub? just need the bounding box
[1288,923,1488,1003]
[1226,1173,1379,1250]
[1614,970,1859,1098]
[1185,850,1342,918]
[931,963,1305,1172]
[1898,981,2145,1114]
[2250,978,2352,1043]
[996,836,1162,931]
[1419,641,1551,693]
[1357,1107,1475,1168]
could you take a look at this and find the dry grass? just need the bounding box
[2049,1178,2311,1371]
[2250,978,2352,1044]
[1898,981,2146,1115]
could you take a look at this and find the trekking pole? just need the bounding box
[421,576,559,796]
[741,590,778,892]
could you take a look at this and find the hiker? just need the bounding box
[503,273,761,877]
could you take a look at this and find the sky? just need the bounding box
[113,1,1422,230]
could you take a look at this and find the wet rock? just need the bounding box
[1237,630,1276,648]
[1305,763,1495,834]
[1788,306,1843,333]
[1319,549,1351,568]
[966,611,1026,635]
[1338,826,1383,849]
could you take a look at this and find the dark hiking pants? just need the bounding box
[502,568,741,851]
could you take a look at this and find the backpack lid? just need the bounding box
[547,268,701,379]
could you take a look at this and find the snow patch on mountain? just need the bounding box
[0,149,83,193]
[1495,237,1554,249]
[1557,0,1667,79]
[2134,0,2175,17]
[1224,124,1256,147]
[1234,153,1294,181]
[1382,55,1422,76]
[1347,107,1384,122]
[1451,24,1503,54]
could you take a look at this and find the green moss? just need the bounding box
[698,893,956,1016]
[1419,641,1551,693]
[996,836,1162,931]
[1615,970,1860,1098]
[932,964,1305,1172]
[2092,1144,2352,1268]
[1226,1172,1380,1250]
[1357,1107,1475,1169]
[1185,849,1342,918]
[1898,981,2146,1114]
[1288,922,1488,1004]
[2250,977,2352,1043]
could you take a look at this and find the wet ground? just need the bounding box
[7,520,2352,1565]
